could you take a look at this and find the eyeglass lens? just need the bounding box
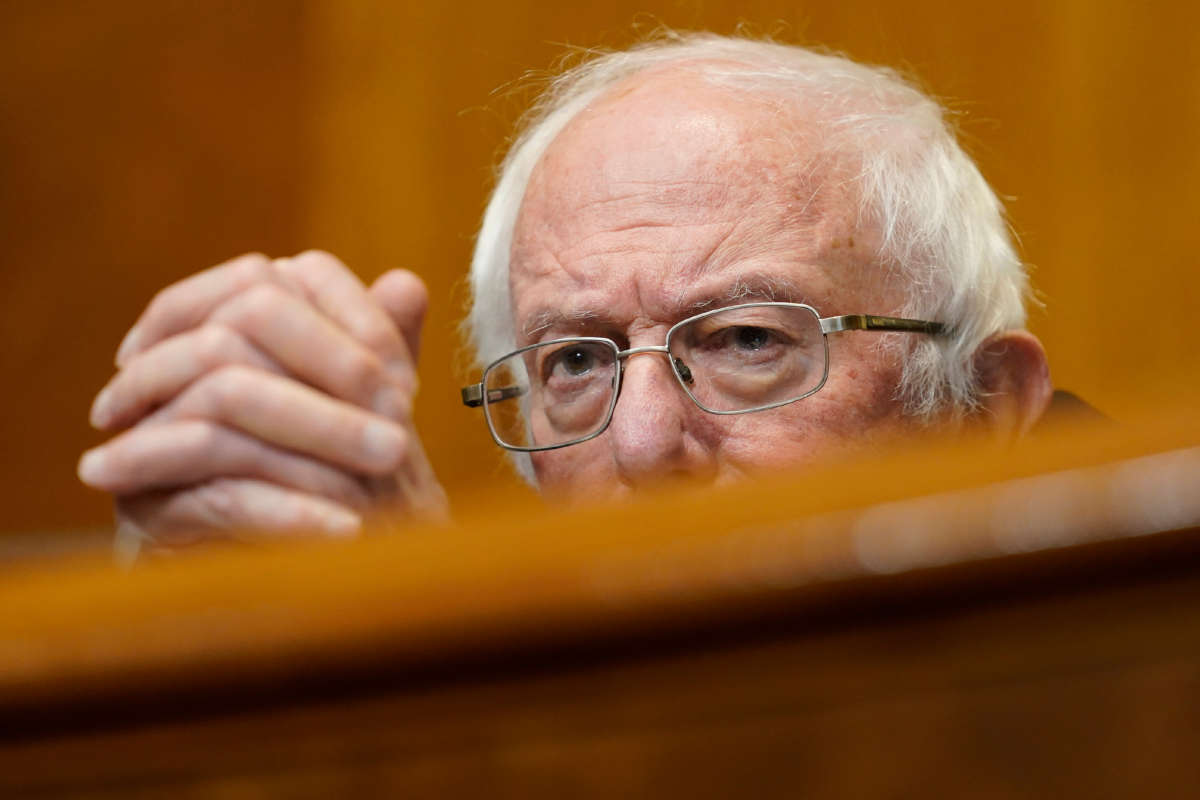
[483,340,619,450]
[669,304,826,412]
[482,304,826,450]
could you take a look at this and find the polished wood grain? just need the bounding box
[4,1,1198,538]
[1,410,1196,795]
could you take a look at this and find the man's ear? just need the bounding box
[970,330,1053,440]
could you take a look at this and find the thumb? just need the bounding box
[369,269,429,363]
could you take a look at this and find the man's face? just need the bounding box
[509,72,926,501]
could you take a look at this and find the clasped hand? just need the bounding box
[79,251,448,552]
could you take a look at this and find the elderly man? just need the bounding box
[79,35,1051,549]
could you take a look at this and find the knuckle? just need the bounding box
[177,418,223,455]
[229,252,274,283]
[194,478,241,521]
[339,349,385,397]
[228,282,288,329]
[145,281,183,323]
[195,324,243,368]
[116,481,242,549]
[200,364,260,414]
[294,249,344,271]
[190,477,291,531]
[352,317,397,355]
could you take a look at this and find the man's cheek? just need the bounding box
[530,444,610,497]
[716,406,850,472]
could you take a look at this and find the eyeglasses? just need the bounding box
[461,302,945,452]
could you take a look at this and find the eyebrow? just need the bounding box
[520,272,814,342]
[674,273,810,316]
[522,308,606,341]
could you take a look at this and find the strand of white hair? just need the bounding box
[465,32,1030,479]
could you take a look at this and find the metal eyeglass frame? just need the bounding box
[461,301,946,453]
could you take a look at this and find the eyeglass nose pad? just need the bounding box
[673,357,694,385]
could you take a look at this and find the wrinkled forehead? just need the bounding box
[521,69,850,234]
[510,68,889,318]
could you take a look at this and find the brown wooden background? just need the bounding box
[3,1,1197,536]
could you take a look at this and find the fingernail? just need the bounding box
[385,361,415,385]
[372,387,396,417]
[115,326,141,366]
[362,419,404,470]
[90,387,113,428]
[322,509,362,538]
[77,449,107,486]
[372,386,408,418]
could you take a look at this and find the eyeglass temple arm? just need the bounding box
[820,315,945,335]
[461,383,527,408]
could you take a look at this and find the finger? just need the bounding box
[92,325,282,430]
[116,253,304,367]
[278,251,415,386]
[142,365,409,476]
[381,432,450,522]
[118,478,363,549]
[208,282,405,417]
[78,419,371,511]
[370,268,429,366]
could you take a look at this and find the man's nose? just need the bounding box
[607,352,716,489]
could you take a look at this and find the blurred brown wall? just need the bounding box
[3,1,1198,535]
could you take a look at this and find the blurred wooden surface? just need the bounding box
[1,412,1197,795]
[4,2,1199,537]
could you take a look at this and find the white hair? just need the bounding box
[465,33,1029,477]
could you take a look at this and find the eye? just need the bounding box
[554,346,596,376]
[731,326,771,351]
[538,341,613,386]
[705,325,782,355]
